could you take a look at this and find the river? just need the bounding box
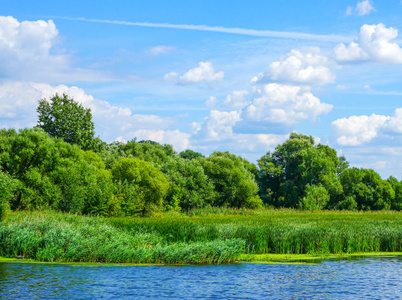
[1,256,401,299]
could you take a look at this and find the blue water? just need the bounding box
[1,257,401,299]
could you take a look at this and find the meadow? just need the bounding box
[1,209,401,264]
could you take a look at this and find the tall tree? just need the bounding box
[37,93,95,150]
[258,133,344,208]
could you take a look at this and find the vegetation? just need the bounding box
[0,210,401,264]
[1,93,402,263]
[37,94,96,150]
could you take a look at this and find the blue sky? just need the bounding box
[2,0,402,178]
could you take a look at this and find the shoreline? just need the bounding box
[2,252,402,267]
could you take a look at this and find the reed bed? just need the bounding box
[111,210,402,254]
[0,210,401,264]
[0,211,244,264]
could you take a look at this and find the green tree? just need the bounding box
[161,156,215,211]
[179,149,204,160]
[340,168,394,210]
[387,176,402,210]
[0,128,115,215]
[111,158,169,215]
[0,170,20,221]
[298,184,330,210]
[199,152,263,209]
[258,133,344,208]
[37,93,95,150]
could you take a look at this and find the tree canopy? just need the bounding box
[37,93,95,150]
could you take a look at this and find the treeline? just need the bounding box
[1,94,402,219]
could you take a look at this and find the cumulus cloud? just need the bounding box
[331,108,402,146]
[0,81,193,151]
[222,90,249,109]
[346,0,375,16]
[164,61,224,84]
[0,16,113,83]
[131,129,190,151]
[0,16,61,77]
[331,114,389,146]
[334,23,402,63]
[244,83,333,126]
[148,45,176,56]
[191,109,288,153]
[194,110,241,140]
[252,48,335,86]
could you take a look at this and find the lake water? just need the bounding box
[1,257,401,299]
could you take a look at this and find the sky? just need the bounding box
[2,0,402,178]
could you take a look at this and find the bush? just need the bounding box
[298,184,330,211]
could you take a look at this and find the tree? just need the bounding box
[298,184,330,210]
[199,152,263,209]
[340,168,394,210]
[0,128,115,215]
[179,149,204,160]
[161,156,215,211]
[258,133,344,208]
[0,170,20,221]
[119,139,176,168]
[387,176,402,210]
[37,93,95,150]
[111,158,169,215]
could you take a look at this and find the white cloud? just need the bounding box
[191,109,288,153]
[245,83,333,125]
[205,96,218,109]
[252,48,335,86]
[332,109,402,148]
[148,45,176,56]
[222,90,249,109]
[331,114,389,146]
[345,0,375,16]
[0,16,112,83]
[165,61,224,84]
[0,81,181,145]
[131,129,190,151]
[194,110,241,140]
[0,16,62,77]
[334,23,402,63]
[65,17,351,42]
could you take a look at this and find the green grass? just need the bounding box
[1,209,401,264]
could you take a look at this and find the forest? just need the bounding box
[1,93,402,222]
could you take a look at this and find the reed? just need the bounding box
[1,210,401,264]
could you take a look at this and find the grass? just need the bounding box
[1,209,401,264]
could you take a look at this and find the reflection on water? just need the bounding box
[1,257,401,299]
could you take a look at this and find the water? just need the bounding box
[1,257,401,299]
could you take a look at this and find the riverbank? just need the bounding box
[2,252,402,266]
[1,210,401,264]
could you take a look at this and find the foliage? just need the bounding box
[121,139,176,168]
[298,184,330,211]
[258,133,344,208]
[37,93,95,150]
[179,149,204,160]
[161,157,215,211]
[387,176,402,211]
[0,128,115,215]
[111,158,169,215]
[340,168,394,210]
[0,171,20,221]
[199,152,263,209]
